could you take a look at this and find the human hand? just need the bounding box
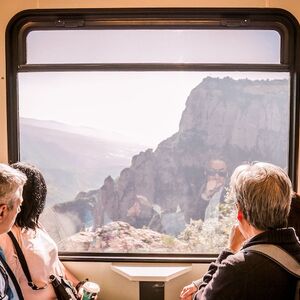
[180,283,197,299]
[228,224,246,253]
[127,201,141,217]
[202,179,223,200]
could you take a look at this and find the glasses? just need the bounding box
[206,169,228,177]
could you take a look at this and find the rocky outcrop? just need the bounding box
[59,221,189,252]
[53,77,289,235]
[58,199,236,253]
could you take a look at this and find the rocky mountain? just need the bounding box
[51,77,289,240]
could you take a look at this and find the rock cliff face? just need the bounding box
[54,77,289,233]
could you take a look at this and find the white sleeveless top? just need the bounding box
[0,225,65,300]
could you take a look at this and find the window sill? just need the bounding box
[111,263,192,282]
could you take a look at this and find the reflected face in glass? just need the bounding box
[206,159,228,186]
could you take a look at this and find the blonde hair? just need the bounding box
[230,162,292,230]
[0,163,27,206]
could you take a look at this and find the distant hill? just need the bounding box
[20,117,147,206]
[20,118,135,143]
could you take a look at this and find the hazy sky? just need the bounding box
[18,71,289,148]
[27,29,281,64]
[19,27,286,148]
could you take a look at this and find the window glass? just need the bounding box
[26,29,281,64]
[18,70,290,253]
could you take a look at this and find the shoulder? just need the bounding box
[219,249,274,273]
[200,245,296,300]
[198,251,247,299]
[218,251,247,271]
[210,249,287,288]
[205,250,249,283]
[236,246,297,277]
[0,232,11,247]
[0,230,15,253]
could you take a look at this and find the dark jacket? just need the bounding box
[288,195,300,238]
[195,228,300,300]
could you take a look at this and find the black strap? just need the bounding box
[7,231,47,290]
[0,250,24,300]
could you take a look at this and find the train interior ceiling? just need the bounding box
[1,1,300,300]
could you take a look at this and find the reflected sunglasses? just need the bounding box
[206,169,228,177]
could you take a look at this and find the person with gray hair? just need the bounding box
[0,163,26,300]
[180,161,300,300]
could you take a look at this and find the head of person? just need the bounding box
[0,163,27,234]
[205,158,228,186]
[11,162,47,230]
[230,162,292,231]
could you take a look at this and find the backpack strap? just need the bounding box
[7,231,48,290]
[0,249,24,300]
[244,244,300,278]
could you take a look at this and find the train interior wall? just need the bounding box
[0,1,299,299]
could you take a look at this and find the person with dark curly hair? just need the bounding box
[0,162,80,300]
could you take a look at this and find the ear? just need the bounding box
[237,210,243,222]
[0,204,8,222]
[236,203,243,222]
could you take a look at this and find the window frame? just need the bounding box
[5,8,300,262]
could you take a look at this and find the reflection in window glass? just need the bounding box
[18,71,290,253]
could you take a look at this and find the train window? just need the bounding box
[26,29,280,64]
[6,9,299,259]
